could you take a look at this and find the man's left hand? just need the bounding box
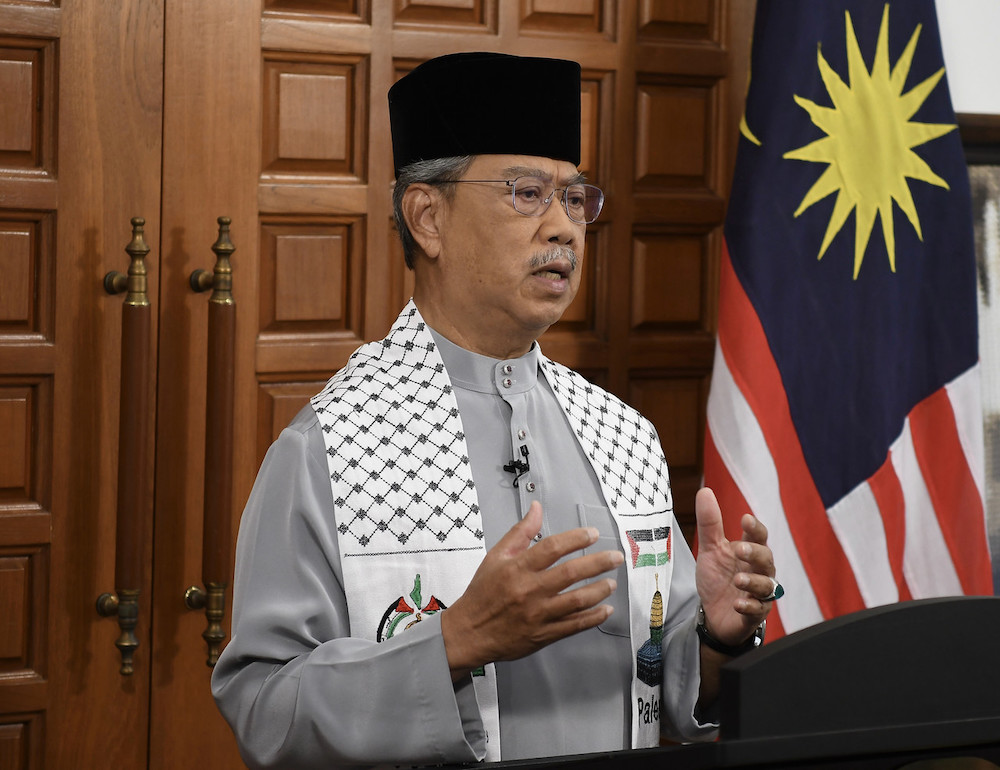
[694,486,775,647]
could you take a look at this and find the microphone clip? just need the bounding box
[503,445,530,487]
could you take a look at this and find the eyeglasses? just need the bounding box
[449,176,605,224]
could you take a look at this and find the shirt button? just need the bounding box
[502,377,513,388]
[525,482,536,492]
[533,532,542,542]
[503,364,514,374]
[517,429,527,440]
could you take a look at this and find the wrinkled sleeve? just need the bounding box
[659,515,720,744]
[211,408,486,769]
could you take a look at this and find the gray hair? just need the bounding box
[393,155,474,269]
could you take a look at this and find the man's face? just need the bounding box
[422,153,588,359]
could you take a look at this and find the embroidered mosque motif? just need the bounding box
[636,574,665,687]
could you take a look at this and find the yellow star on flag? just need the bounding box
[783,4,956,279]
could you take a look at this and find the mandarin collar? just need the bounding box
[428,326,539,396]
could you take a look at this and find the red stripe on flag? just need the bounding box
[716,241,865,619]
[704,426,787,641]
[866,457,913,602]
[909,389,993,594]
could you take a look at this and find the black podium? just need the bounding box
[481,597,1000,769]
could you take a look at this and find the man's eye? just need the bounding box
[517,186,543,200]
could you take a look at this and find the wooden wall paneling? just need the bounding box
[257,13,380,458]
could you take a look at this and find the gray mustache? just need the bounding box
[530,247,578,273]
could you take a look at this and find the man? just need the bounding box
[213,52,778,769]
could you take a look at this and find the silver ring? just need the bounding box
[762,576,784,602]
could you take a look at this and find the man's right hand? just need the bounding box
[440,501,624,680]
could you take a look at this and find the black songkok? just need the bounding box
[388,52,581,178]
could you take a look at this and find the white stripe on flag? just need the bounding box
[945,364,985,503]
[706,345,824,634]
[891,419,964,598]
[826,482,898,608]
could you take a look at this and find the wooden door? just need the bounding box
[0,1,752,768]
[0,0,163,766]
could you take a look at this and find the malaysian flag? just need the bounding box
[704,0,993,639]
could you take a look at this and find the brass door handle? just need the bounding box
[184,217,236,667]
[97,217,153,676]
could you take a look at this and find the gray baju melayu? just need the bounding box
[212,308,717,770]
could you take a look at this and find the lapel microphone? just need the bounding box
[503,445,530,487]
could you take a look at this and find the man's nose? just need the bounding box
[540,189,579,243]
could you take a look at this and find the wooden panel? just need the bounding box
[263,53,368,180]
[580,69,611,183]
[0,6,60,38]
[256,380,328,461]
[0,226,31,324]
[0,513,50,548]
[0,710,42,770]
[0,716,40,770]
[630,229,709,331]
[261,16,373,54]
[520,0,611,38]
[259,217,364,338]
[0,59,33,151]
[0,378,48,521]
[264,0,366,19]
[0,544,47,770]
[394,0,496,32]
[0,390,29,495]
[0,214,52,340]
[0,556,29,664]
[637,0,715,41]
[255,336,367,376]
[275,233,345,322]
[0,721,26,770]
[635,79,716,190]
[629,375,705,468]
[0,39,54,173]
[258,180,368,216]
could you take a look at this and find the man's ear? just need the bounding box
[401,183,443,260]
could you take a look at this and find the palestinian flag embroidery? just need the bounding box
[627,527,672,568]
